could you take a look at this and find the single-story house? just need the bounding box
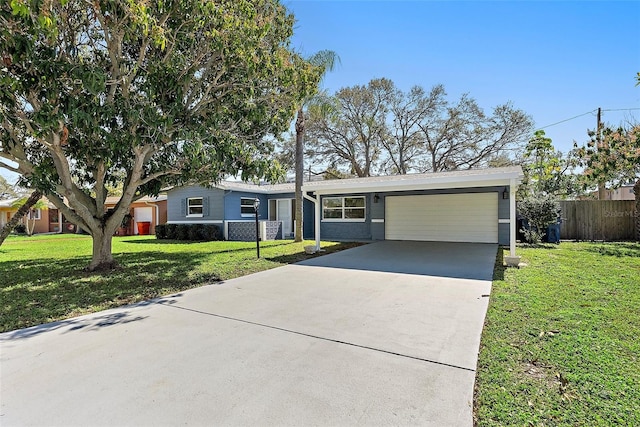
[0,195,167,235]
[166,166,524,261]
[105,195,168,235]
[0,197,58,234]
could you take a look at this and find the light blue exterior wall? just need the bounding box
[166,185,224,222]
[223,191,268,221]
[167,184,513,244]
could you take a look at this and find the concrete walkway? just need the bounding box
[0,241,497,426]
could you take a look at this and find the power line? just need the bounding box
[538,107,640,130]
[601,107,640,112]
[538,110,596,130]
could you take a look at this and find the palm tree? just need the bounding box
[294,50,339,242]
[12,194,48,236]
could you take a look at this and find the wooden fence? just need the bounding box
[558,200,636,241]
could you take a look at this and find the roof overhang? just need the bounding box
[302,166,524,195]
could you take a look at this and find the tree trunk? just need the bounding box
[0,190,42,246]
[87,229,117,271]
[294,107,304,243]
[634,178,640,241]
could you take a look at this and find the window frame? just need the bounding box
[27,209,41,220]
[322,196,366,222]
[240,197,257,217]
[186,197,204,217]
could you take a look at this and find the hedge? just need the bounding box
[155,224,222,241]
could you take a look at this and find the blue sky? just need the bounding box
[2,1,638,185]
[285,0,640,154]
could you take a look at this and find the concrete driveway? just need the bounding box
[0,241,497,426]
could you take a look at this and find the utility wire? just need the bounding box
[538,110,596,130]
[538,107,640,130]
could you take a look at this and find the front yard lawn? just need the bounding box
[0,234,359,333]
[475,242,640,426]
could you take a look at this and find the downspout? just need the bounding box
[144,200,160,233]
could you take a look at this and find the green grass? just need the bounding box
[475,242,640,426]
[0,234,360,333]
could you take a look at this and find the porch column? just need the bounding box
[509,178,516,257]
[501,178,523,267]
[314,194,321,251]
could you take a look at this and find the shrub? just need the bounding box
[155,224,167,239]
[518,197,560,244]
[175,224,190,240]
[187,224,205,241]
[13,224,26,234]
[203,224,222,241]
[155,223,222,241]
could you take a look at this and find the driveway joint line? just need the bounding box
[160,302,476,373]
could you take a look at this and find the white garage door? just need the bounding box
[385,193,498,243]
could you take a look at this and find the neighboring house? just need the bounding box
[167,166,524,258]
[105,195,168,235]
[0,197,57,234]
[607,184,635,201]
[585,184,636,200]
[0,195,168,235]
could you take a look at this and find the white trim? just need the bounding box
[371,219,385,223]
[322,196,366,221]
[187,197,204,216]
[186,214,204,218]
[240,197,257,216]
[498,218,510,224]
[27,209,41,220]
[199,167,524,196]
[509,178,517,257]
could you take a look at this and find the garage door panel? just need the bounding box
[385,193,498,243]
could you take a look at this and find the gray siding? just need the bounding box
[167,186,225,222]
[320,194,372,241]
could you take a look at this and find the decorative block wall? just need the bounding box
[228,221,282,241]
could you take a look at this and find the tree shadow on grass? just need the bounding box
[122,238,296,253]
[264,242,364,265]
[584,241,640,258]
[0,250,209,333]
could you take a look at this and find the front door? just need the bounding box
[276,199,293,238]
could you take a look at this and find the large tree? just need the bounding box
[518,130,579,199]
[306,78,533,176]
[0,175,16,198]
[306,78,393,177]
[1,0,321,270]
[294,50,338,242]
[577,124,640,239]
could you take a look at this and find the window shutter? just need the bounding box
[181,199,186,216]
[203,197,210,217]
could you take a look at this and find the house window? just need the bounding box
[322,196,366,221]
[50,209,59,223]
[187,197,203,216]
[241,197,257,216]
[27,209,41,220]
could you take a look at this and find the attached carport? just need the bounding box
[303,166,523,264]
